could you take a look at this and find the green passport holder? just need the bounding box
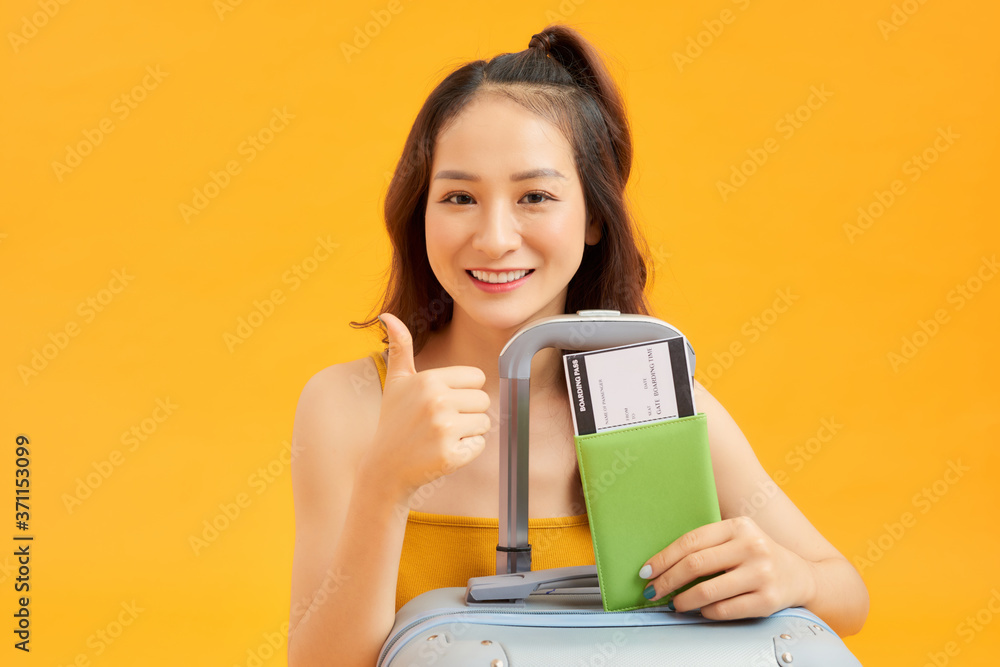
[574,412,722,612]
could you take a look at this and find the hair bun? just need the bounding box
[528,32,552,53]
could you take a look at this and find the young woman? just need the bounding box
[287,24,869,666]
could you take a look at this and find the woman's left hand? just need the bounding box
[639,516,818,620]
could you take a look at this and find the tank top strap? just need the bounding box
[370,350,387,392]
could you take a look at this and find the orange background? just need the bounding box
[2,0,998,664]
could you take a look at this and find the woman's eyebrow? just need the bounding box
[432,168,567,182]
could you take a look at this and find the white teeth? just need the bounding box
[471,269,530,284]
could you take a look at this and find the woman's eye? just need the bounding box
[523,192,551,204]
[445,193,474,205]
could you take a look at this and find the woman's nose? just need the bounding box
[471,205,521,259]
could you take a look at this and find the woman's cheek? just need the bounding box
[546,217,588,256]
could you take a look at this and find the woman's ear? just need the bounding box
[585,212,602,245]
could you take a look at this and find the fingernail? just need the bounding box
[377,314,386,325]
[666,599,675,611]
[638,564,652,579]
[642,585,655,600]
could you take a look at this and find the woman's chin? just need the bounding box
[474,310,566,337]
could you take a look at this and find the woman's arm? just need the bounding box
[638,379,869,636]
[286,360,408,667]
[287,315,491,665]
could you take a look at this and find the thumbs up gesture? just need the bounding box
[363,313,491,502]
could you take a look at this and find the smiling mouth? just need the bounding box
[467,269,534,284]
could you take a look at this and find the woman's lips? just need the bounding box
[466,269,534,293]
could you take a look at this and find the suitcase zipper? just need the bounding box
[377,605,832,665]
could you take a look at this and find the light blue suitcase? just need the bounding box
[378,311,863,666]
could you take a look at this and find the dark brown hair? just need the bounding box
[352,24,654,353]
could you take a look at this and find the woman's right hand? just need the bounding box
[361,312,491,502]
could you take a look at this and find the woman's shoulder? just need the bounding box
[293,354,384,466]
[303,353,384,400]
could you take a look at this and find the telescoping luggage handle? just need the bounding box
[494,310,696,577]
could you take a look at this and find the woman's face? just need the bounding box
[425,93,600,335]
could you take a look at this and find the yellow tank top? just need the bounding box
[369,351,596,612]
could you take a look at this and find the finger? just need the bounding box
[644,539,744,603]
[458,433,488,456]
[445,434,487,469]
[698,590,781,621]
[667,561,757,612]
[379,313,416,381]
[438,434,486,476]
[640,518,746,580]
[426,365,487,389]
[449,388,491,414]
[450,412,493,439]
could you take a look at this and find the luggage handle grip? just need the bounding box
[466,565,600,604]
[497,311,696,575]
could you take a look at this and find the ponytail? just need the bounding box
[527,25,633,188]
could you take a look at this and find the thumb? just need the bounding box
[379,312,416,381]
